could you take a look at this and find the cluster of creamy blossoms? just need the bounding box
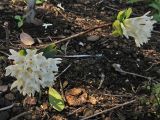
[5,49,61,96]
[121,12,156,47]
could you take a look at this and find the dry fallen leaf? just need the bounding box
[40,102,48,110]
[65,88,88,106]
[23,96,37,105]
[20,32,35,45]
[88,96,97,105]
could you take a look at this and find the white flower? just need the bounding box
[121,12,156,47]
[5,49,61,96]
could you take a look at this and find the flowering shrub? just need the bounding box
[112,8,156,47]
[5,49,61,96]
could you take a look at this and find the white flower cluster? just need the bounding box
[5,49,61,96]
[121,12,156,47]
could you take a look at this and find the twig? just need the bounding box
[68,106,85,116]
[80,99,136,120]
[145,62,160,71]
[54,6,71,22]
[64,40,70,55]
[98,73,105,89]
[10,110,33,120]
[35,23,111,48]
[122,71,152,80]
[112,63,152,80]
[0,50,9,56]
[59,80,66,102]
[57,64,72,78]
[57,64,72,102]
[53,54,103,58]
[0,103,15,111]
[54,24,111,44]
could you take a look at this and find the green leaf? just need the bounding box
[117,10,125,21]
[41,43,58,58]
[113,20,120,29]
[14,15,22,21]
[149,3,160,12]
[18,49,27,56]
[117,8,132,22]
[127,0,138,4]
[112,30,121,37]
[153,13,160,22]
[36,0,45,4]
[18,21,23,28]
[112,20,123,36]
[14,15,24,27]
[48,87,65,112]
[125,8,132,19]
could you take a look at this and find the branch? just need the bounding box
[0,104,15,111]
[33,23,111,49]
[81,99,136,120]
[10,110,33,120]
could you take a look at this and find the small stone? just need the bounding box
[5,93,15,101]
[83,108,94,117]
[87,35,100,41]
[0,85,8,92]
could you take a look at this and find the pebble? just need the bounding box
[83,108,94,117]
[0,85,8,92]
[87,35,100,41]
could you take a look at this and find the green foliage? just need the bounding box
[127,0,139,3]
[120,0,139,3]
[36,0,45,4]
[14,0,46,27]
[18,49,27,56]
[123,0,160,22]
[140,83,160,118]
[112,8,132,36]
[149,0,160,22]
[117,8,132,22]
[152,83,160,104]
[48,87,65,112]
[41,44,58,58]
[14,15,24,28]
[112,20,123,36]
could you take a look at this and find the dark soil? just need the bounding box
[0,0,160,120]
